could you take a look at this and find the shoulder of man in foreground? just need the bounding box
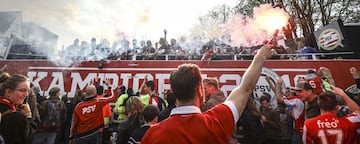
[142,103,236,141]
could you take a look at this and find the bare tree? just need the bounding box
[207,4,234,24]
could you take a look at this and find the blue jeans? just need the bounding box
[75,132,102,144]
[32,132,57,144]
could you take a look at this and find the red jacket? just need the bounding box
[97,95,112,118]
[71,89,116,136]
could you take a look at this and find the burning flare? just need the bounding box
[254,4,289,34]
[227,4,290,47]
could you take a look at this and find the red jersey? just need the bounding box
[284,96,305,134]
[306,74,323,95]
[96,95,112,118]
[303,112,360,144]
[71,90,116,136]
[142,101,238,144]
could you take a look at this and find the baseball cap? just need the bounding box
[290,81,313,91]
[307,69,316,74]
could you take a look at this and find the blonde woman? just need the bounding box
[117,96,145,144]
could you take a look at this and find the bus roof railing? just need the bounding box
[4,51,356,61]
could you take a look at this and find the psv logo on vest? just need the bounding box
[82,105,96,114]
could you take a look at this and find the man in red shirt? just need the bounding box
[303,87,360,144]
[142,44,274,143]
[69,80,116,144]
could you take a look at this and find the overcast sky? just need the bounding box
[0,0,237,49]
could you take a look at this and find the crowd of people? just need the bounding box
[0,44,359,144]
[60,35,321,62]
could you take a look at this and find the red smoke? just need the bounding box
[226,4,289,47]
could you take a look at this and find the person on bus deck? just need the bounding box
[0,74,37,144]
[303,87,360,144]
[142,44,274,143]
[297,37,319,60]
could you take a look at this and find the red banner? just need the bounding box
[1,60,359,99]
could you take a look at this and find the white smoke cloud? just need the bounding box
[1,1,289,64]
[0,0,236,51]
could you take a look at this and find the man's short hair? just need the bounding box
[143,105,159,122]
[170,63,202,103]
[145,81,155,91]
[318,91,337,111]
[203,77,219,90]
[119,85,126,94]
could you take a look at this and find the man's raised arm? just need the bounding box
[332,86,360,113]
[226,44,273,117]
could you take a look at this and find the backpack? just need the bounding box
[149,96,166,111]
[41,100,62,130]
[157,96,166,111]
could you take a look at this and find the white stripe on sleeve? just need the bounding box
[224,101,239,124]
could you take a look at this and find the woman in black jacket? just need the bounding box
[0,74,36,144]
[236,97,266,144]
[117,96,144,144]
